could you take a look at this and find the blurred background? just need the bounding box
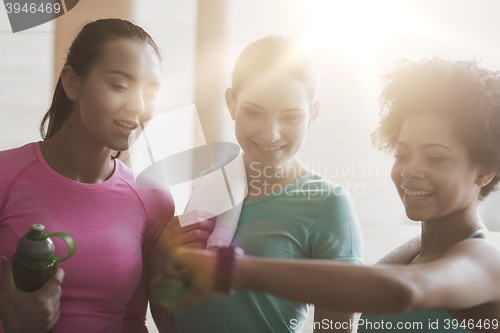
[1,1,500,331]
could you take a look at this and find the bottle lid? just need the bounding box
[30,224,45,235]
[16,224,55,259]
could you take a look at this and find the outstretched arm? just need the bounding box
[233,257,411,313]
[233,239,500,312]
[175,239,500,313]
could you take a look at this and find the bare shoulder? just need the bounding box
[404,238,500,309]
[446,238,500,275]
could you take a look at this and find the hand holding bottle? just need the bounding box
[0,257,64,333]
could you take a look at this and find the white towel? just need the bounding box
[179,151,247,250]
[375,234,421,265]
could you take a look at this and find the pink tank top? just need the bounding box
[0,142,174,332]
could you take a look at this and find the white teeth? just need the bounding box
[115,120,135,129]
[403,190,434,197]
[257,144,282,151]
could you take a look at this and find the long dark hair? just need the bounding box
[40,18,161,158]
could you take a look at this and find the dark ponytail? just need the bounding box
[40,78,73,140]
[40,18,161,158]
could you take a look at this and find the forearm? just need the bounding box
[233,257,414,313]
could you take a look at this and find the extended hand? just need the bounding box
[174,247,218,293]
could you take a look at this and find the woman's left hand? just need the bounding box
[148,212,216,312]
[174,247,219,293]
[149,247,211,311]
[159,212,216,250]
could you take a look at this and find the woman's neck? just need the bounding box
[40,120,115,184]
[243,154,307,199]
[419,202,485,260]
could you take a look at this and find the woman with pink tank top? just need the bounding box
[0,19,210,333]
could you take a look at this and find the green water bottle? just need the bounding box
[12,223,74,289]
[11,224,75,332]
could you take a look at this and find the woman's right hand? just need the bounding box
[0,257,63,333]
[158,211,216,250]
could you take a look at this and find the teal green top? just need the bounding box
[175,171,363,333]
[359,230,485,333]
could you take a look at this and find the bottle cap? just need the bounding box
[30,224,45,235]
[16,224,55,259]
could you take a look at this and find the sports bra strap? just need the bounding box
[467,228,486,239]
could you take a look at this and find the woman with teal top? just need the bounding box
[158,36,363,332]
[173,58,500,333]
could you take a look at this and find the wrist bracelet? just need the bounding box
[215,247,236,293]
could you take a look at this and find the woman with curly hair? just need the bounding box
[173,57,500,332]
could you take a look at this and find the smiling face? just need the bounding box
[391,113,486,222]
[73,39,161,152]
[227,71,318,169]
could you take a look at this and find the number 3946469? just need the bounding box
[5,2,61,14]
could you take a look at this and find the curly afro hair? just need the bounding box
[372,57,500,199]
